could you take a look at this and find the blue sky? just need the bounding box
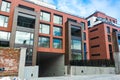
[42,0,120,24]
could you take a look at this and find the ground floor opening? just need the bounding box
[36,52,65,77]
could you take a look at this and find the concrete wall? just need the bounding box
[65,66,115,75]
[24,66,38,79]
[39,54,65,77]
[114,52,120,74]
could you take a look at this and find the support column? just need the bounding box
[32,12,40,66]
[18,47,27,80]
[114,52,120,74]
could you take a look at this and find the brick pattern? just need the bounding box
[0,47,20,76]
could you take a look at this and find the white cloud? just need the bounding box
[56,0,120,24]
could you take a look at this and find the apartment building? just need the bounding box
[0,0,89,76]
[87,11,120,60]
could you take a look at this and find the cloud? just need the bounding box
[30,0,120,24]
[56,0,120,24]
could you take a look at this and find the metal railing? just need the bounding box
[70,59,115,67]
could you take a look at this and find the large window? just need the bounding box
[40,11,50,22]
[39,24,50,34]
[0,15,8,27]
[17,16,35,29]
[15,31,33,45]
[71,39,81,50]
[53,15,62,25]
[1,1,11,12]
[53,38,62,49]
[0,31,10,41]
[53,26,62,36]
[38,37,50,48]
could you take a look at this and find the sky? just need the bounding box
[39,0,120,24]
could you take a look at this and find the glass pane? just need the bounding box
[0,15,8,27]
[72,54,82,60]
[53,39,62,49]
[1,1,10,12]
[15,31,33,45]
[71,39,81,50]
[0,31,10,40]
[40,12,50,22]
[7,3,11,8]
[39,37,50,48]
[54,15,62,25]
[1,1,7,12]
[0,15,4,27]
[53,27,62,36]
[39,24,50,34]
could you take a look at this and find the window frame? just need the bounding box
[53,38,62,49]
[39,23,50,34]
[53,14,63,25]
[40,11,51,22]
[38,36,50,48]
[0,0,11,12]
[0,15,8,27]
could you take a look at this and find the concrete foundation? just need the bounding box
[65,66,115,75]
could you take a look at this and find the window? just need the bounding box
[91,53,100,56]
[84,32,86,40]
[53,15,62,25]
[40,11,50,22]
[90,36,99,40]
[38,37,50,48]
[17,16,35,28]
[81,22,85,30]
[53,38,62,49]
[71,39,81,50]
[18,5,34,11]
[88,20,90,26]
[0,31,10,41]
[112,28,117,32]
[15,31,33,45]
[108,35,111,42]
[39,24,50,34]
[72,54,82,60]
[90,28,98,32]
[0,15,8,27]
[67,18,77,22]
[1,1,11,12]
[91,45,100,48]
[107,26,110,34]
[53,26,62,36]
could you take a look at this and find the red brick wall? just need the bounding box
[0,47,20,76]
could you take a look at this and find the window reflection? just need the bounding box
[53,15,62,25]
[53,38,62,49]
[39,24,50,34]
[38,37,50,48]
[53,27,62,36]
[15,31,33,45]
[71,39,81,50]
[0,31,10,41]
[40,11,50,22]
[0,15,8,27]
[72,53,82,60]
[1,1,11,12]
